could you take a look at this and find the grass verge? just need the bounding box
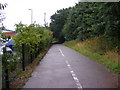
[64,40,120,72]
[9,49,49,88]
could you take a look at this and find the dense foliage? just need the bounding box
[50,8,71,43]
[13,23,53,53]
[2,23,53,88]
[50,2,120,51]
[2,23,53,72]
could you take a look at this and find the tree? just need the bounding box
[0,3,7,36]
[50,8,71,43]
[0,3,7,23]
[50,2,120,50]
[0,3,7,10]
[14,23,53,52]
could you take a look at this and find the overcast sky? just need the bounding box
[1,0,79,30]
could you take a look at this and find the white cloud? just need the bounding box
[1,0,78,30]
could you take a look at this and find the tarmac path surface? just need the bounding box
[23,44,118,89]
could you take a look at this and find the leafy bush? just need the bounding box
[13,23,53,53]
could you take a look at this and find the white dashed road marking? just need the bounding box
[65,60,83,90]
[59,48,65,56]
[59,48,83,90]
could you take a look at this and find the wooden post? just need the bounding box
[22,44,25,71]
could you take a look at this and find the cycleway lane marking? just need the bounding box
[59,48,65,56]
[59,48,83,90]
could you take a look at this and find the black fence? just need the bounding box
[2,43,42,89]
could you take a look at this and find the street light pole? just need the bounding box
[44,13,46,28]
[29,9,33,24]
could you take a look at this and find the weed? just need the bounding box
[64,36,120,72]
[9,50,48,88]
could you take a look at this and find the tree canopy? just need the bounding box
[50,8,71,43]
[0,3,7,35]
[50,2,120,50]
[14,23,53,52]
[0,3,7,10]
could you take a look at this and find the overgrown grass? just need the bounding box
[64,37,120,72]
[9,49,49,88]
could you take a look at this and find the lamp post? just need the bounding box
[28,9,33,24]
[44,13,46,27]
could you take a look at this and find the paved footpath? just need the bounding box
[23,44,118,89]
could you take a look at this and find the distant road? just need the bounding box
[23,44,118,89]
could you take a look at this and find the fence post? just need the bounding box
[22,44,25,71]
[2,47,9,88]
[5,67,9,88]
